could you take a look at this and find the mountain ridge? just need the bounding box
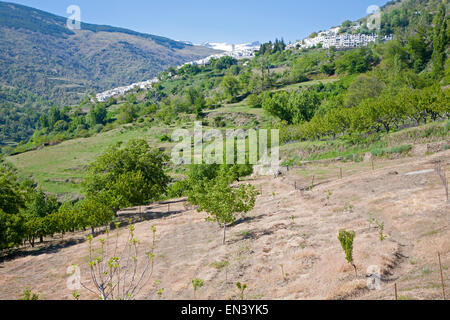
[0,1,217,105]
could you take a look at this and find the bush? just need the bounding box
[159,134,171,142]
[371,144,412,157]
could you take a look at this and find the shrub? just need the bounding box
[192,278,204,299]
[338,230,357,277]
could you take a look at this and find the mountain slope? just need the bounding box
[0,1,217,105]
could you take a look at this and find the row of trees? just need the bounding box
[0,139,170,250]
[279,83,449,143]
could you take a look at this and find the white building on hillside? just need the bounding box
[287,27,393,50]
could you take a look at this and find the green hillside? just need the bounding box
[0,1,217,145]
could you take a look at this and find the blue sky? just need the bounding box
[8,0,389,44]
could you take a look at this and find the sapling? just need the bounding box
[21,288,39,300]
[376,220,385,241]
[192,278,204,299]
[82,223,158,300]
[326,190,333,201]
[338,230,357,277]
[236,282,247,300]
[72,290,80,300]
[193,177,257,245]
[280,264,289,281]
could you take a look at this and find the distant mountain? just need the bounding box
[0,1,217,106]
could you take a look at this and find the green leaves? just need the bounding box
[21,288,39,300]
[261,90,320,124]
[192,278,204,296]
[196,178,257,227]
[338,230,355,265]
[236,282,247,300]
[82,139,170,213]
[191,173,257,245]
[0,164,25,215]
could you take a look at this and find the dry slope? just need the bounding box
[0,149,449,300]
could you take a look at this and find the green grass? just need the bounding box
[7,124,169,197]
[370,144,412,157]
[281,120,448,166]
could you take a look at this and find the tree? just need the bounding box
[193,177,257,245]
[192,278,204,299]
[335,48,375,75]
[78,195,114,235]
[0,164,26,249]
[84,223,157,300]
[338,230,357,277]
[213,56,237,70]
[344,74,385,107]
[117,103,138,124]
[261,90,320,124]
[23,188,59,244]
[0,165,25,215]
[89,104,107,126]
[82,139,169,215]
[431,3,448,79]
[221,75,240,102]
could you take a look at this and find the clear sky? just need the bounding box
[7,0,389,44]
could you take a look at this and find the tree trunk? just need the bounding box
[91,227,95,236]
[39,235,43,243]
[222,225,226,245]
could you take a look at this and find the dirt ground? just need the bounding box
[0,149,449,300]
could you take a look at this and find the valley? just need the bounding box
[0,0,449,302]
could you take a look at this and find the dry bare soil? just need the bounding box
[0,149,449,300]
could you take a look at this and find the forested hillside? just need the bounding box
[0,1,217,145]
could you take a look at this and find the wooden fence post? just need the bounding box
[394,283,398,300]
[438,252,446,300]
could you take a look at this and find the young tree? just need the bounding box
[338,230,357,277]
[83,224,157,300]
[194,177,257,245]
[192,278,204,299]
